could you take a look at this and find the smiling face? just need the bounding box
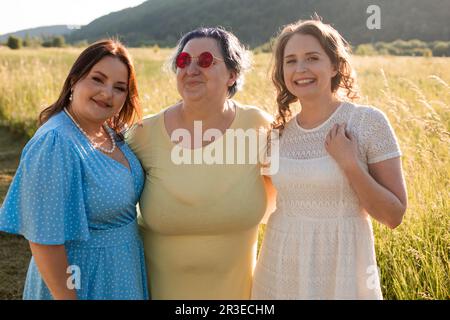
[71,55,129,124]
[176,37,236,103]
[283,33,337,101]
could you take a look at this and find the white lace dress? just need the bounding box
[252,102,402,300]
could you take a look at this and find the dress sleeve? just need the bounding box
[360,107,402,164]
[0,130,89,245]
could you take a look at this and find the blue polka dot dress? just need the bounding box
[0,111,149,300]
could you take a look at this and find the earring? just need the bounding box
[69,89,73,101]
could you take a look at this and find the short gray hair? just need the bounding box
[170,27,251,98]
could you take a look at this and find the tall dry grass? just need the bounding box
[0,48,448,299]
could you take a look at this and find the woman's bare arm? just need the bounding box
[326,124,407,229]
[28,242,78,300]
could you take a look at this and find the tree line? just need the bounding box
[253,39,450,57]
[3,35,450,57]
[354,40,450,57]
[2,35,88,50]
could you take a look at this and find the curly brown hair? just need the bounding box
[271,18,359,133]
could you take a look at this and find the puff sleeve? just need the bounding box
[360,107,402,164]
[0,129,89,245]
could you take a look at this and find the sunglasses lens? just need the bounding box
[176,52,190,68]
[198,52,214,68]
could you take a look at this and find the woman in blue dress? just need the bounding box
[0,39,148,300]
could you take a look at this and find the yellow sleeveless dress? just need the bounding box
[126,103,272,299]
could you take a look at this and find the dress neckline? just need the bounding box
[160,101,241,151]
[61,110,133,174]
[294,102,346,133]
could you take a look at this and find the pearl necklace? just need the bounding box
[64,108,116,154]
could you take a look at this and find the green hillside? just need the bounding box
[68,0,450,47]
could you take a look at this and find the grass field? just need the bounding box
[0,47,449,300]
[0,127,30,299]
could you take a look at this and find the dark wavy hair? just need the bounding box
[39,39,141,137]
[169,26,251,98]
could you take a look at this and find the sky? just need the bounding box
[0,0,146,35]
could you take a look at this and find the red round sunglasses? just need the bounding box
[176,51,224,69]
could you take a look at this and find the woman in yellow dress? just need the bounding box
[126,27,276,299]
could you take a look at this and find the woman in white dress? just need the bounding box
[252,19,408,299]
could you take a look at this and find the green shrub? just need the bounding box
[7,36,22,50]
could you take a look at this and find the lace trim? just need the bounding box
[278,103,401,163]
